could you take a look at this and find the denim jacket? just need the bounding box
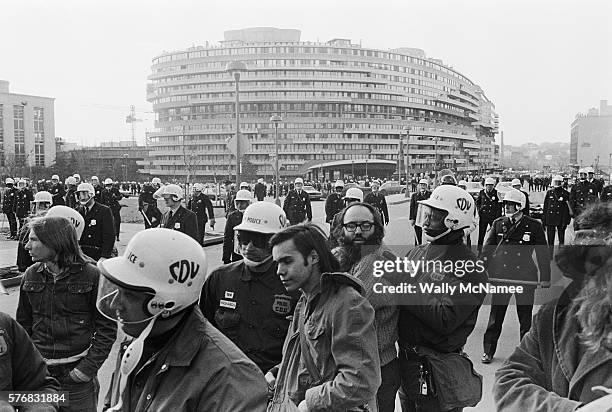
[16,261,117,378]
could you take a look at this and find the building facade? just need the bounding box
[570,100,612,173]
[0,80,56,170]
[143,27,499,181]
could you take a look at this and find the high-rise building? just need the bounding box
[0,80,56,169]
[570,100,612,173]
[143,27,499,181]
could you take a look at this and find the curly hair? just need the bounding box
[331,202,385,246]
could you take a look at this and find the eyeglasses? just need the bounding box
[343,221,374,232]
[237,231,271,249]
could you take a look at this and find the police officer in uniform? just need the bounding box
[586,166,603,197]
[601,181,612,202]
[254,178,266,201]
[409,178,431,245]
[364,180,389,225]
[225,182,238,217]
[201,202,300,374]
[282,177,312,226]
[569,168,598,228]
[101,178,124,241]
[49,174,66,206]
[481,188,550,363]
[14,179,34,233]
[223,189,252,264]
[91,176,104,202]
[2,178,18,239]
[76,182,116,261]
[160,184,199,241]
[542,175,571,252]
[65,176,78,209]
[325,179,345,225]
[187,183,215,246]
[138,178,162,229]
[511,178,530,216]
[476,177,503,251]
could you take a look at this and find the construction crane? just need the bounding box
[126,105,143,146]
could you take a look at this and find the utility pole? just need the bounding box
[125,105,142,146]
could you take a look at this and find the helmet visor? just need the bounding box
[415,203,449,230]
[96,275,156,325]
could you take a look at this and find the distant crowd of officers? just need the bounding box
[2,166,612,412]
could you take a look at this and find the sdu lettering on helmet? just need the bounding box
[168,260,201,284]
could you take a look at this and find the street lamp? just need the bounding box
[226,60,247,184]
[123,153,128,182]
[430,137,440,175]
[270,114,282,206]
[402,126,411,197]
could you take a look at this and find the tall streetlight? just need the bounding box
[226,60,247,184]
[402,126,411,197]
[270,114,282,206]
[431,136,440,176]
[123,153,128,182]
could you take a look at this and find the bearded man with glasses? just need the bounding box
[332,202,401,412]
[200,202,300,376]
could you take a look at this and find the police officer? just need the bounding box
[254,178,267,201]
[586,166,603,197]
[481,188,550,364]
[476,177,503,251]
[542,175,571,251]
[201,202,299,374]
[187,183,215,246]
[569,168,598,228]
[2,178,18,239]
[98,229,268,411]
[225,182,238,217]
[325,180,345,225]
[65,176,78,209]
[222,189,252,264]
[511,178,530,216]
[14,179,34,233]
[458,180,468,190]
[90,176,104,202]
[409,178,431,245]
[138,178,162,229]
[282,177,312,226]
[160,184,199,241]
[364,180,389,225]
[76,182,115,261]
[16,190,53,272]
[49,174,66,206]
[73,173,81,185]
[101,178,124,241]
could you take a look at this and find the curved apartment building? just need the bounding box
[144,27,499,181]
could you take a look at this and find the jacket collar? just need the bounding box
[162,306,207,367]
[320,271,365,295]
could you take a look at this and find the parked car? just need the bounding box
[465,182,483,200]
[303,185,322,201]
[530,203,544,220]
[379,181,406,196]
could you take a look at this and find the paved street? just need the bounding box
[0,190,571,411]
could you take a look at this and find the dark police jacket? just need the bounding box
[482,214,550,284]
[15,188,34,218]
[162,205,198,241]
[364,192,389,223]
[187,193,214,223]
[78,201,116,260]
[409,190,431,221]
[569,180,598,216]
[0,311,60,397]
[65,187,78,209]
[49,183,66,206]
[282,189,312,223]
[324,192,344,223]
[476,189,503,222]
[2,187,17,213]
[542,187,571,227]
[201,260,300,373]
[601,185,612,202]
[223,209,244,264]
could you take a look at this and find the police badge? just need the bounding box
[272,294,292,315]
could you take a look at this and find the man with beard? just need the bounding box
[409,178,431,245]
[398,185,487,412]
[543,175,572,253]
[364,180,390,225]
[332,202,399,412]
[201,202,300,374]
[476,177,503,251]
[570,168,599,229]
[328,187,363,248]
[494,202,612,411]
[324,179,345,226]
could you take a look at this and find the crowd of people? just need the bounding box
[0,167,611,412]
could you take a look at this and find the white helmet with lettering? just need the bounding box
[416,185,478,233]
[234,202,287,234]
[503,188,526,210]
[47,205,85,238]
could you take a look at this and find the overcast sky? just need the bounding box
[1,0,610,147]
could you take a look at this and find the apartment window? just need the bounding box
[13,105,25,165]
[34,107,45,165]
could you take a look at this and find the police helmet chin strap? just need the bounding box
[107,312,161,411]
